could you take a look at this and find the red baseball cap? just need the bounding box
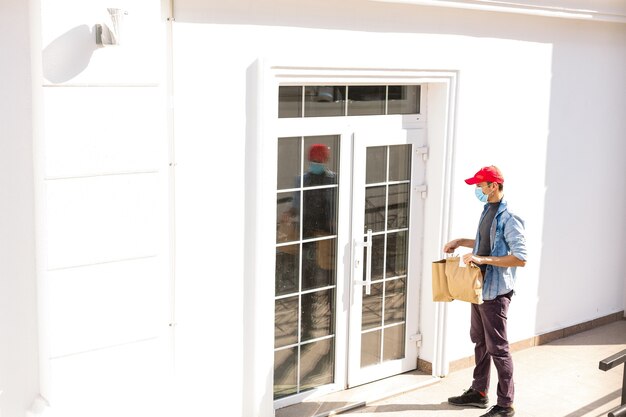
[465,166,504,185]
[308,144,330,163]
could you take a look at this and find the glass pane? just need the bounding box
[303,136,340,180]
[366,146,387,184]
[365,186,386,233]
[383,324,405,361]
[304,86,346,117]
[278,86,303,118]
[301,239,336,291]
[276,246,299,297]
[384,278,406,325]
[301,289,334,342]
[347,86,385,116]
[274,347,298,399]
[275,296,299,348]
[302,187,337,239]
[276,192,300,244]
[389,145,411,181]
[277,137,302,190]
[364,234,385,281]
[387,85,420,115]
[387,184,410,230]
[386,231,408,277]
[361,282,383,330]
[361,330,381,368]
[300,338,334,391]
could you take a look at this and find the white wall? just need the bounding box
[0,2,40,416]
[531,18,626,332]
[172,1,625,415]
[36,1,171,416]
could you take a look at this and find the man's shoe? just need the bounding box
[479,405,515,417]
[447,387,489,408]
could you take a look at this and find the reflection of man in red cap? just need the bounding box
[307,143,330,175]
[301,144,336,237]
[282,143,337,246]
[308,143,330,163]
[443,166,527,417]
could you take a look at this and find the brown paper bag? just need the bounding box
[316,238,334,270]
[444,257,484,304]
[277,220,299,255]
[432,259,454,302]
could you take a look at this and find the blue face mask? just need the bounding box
[475,187,489,203]
[309,162,325,175]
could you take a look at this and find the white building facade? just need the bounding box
[1,1,625,416]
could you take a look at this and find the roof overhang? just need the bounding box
[368,0,626,23]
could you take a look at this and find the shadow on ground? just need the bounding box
[355,401,465,413]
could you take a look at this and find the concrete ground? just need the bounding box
[345,320,626,417]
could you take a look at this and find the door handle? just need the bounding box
[354,229,373,295]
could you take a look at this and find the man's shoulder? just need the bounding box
[500,208,525,228]
[497,201,524,222]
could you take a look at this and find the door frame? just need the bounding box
[272,120,353,410]
[348,123,426,388]
[243,61,459,417]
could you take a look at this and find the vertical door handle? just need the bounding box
[354,229,373,295]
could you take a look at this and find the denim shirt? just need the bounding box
[473,199,527,301]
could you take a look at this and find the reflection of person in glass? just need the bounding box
[301,144,336,387]
[275,144,337,391]
[295,144,337,290]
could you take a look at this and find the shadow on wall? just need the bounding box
[43,25,97,83]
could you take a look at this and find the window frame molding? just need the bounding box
[244,60,460,417]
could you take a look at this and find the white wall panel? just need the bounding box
[45,173,162,270]
[49,339,168,417]
[47,258,164,358]
[43,87,165,178]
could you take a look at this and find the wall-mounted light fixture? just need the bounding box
[95,8,127,46]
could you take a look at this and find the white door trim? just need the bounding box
[244,60,459,417]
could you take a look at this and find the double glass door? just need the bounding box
[273,119,425,405]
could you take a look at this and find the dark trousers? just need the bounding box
[470,293,514,407]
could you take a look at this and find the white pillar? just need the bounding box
[0,1,41,416]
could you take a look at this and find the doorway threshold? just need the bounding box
[275,370,440,417]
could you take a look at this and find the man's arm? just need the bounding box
[443,238,475,253]
[466,212,528,267]
[463,253,526,267]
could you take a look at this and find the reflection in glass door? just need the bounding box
[360,145,411,368]
[274,135,340,399]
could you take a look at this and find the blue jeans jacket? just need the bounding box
[473,199,527,300]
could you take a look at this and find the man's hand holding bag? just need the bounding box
[432,256,483,304]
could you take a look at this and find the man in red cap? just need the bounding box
[443,166,527,417]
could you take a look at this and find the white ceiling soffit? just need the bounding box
[368,0,626,23]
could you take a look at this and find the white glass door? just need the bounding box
[348,125,426,387]
[273,117,427,405]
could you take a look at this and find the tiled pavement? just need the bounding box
[277,319,626,417]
